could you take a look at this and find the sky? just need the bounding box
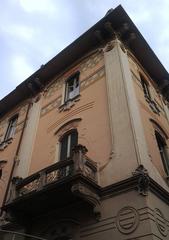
[0,0,169,100]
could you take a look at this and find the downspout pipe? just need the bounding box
[0,100,32,217]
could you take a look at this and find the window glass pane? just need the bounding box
[70,131,78,157]
[60,135,68,161]
[65,73,79,101]
[4,115,18,141]
[60,130,78,160]
[141,78,151,99]
[155,131,169,175]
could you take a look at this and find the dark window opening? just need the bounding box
[140,76,151,100]
[155,131,169,175]
[60,130,78,161]
[65,72,80,102]
[4,115,18,141]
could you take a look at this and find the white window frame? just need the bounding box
[4,115,18,141]
[64,72,80,102]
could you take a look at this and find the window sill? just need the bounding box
[0,138,13,151]
[59,94,81,112]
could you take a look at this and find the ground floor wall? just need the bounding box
[2,188,169,240]
[80,190,169,240]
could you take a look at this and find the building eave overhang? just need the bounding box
[0,5,169,117]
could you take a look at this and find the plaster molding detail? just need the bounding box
[116,206,139,234]
[43,52,103,99]
[0,138,13,151]
[104,35,145,177]
[133,165,150,196]
[103,41,116,52]
[14,98,42,178]
[40,67,104,117]
[71,183,101,220]
[47,102,94,133]
[59,95,81,112]
[103,38,126,53]
[154,208,168,237]
[55,118,82,140]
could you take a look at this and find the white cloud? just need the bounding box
[11,55,34,84]
[19,0,57,15]
[0,24,35,41]
[130,10,152,24]
[0,0,169,100]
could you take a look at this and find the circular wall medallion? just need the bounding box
[154,208,168,237]
[116,206,139,234]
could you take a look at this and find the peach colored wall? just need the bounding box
[0,102,29,206]
[129,55,169,182]
[28,51,112,180]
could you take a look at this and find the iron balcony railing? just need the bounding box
[0,229,46,240]
[10,145,97,200]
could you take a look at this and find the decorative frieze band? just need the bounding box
[44,52,103,99]
[80,206,169,238]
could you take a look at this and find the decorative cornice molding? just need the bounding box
[100,172,169,206]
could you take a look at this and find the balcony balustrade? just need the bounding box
[3,145,100,223]
[11,145,97,199]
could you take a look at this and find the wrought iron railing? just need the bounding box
[10,145,97,199]
[0,229,46,240]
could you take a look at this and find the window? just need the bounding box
[64,72,80,102]
[155,131,169,175]
[60,130,78,161]
[0,160,7,180]
[140,76,151,100]
[4,115,18,141]
[140,76,160,114]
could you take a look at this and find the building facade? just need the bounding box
[0,5,169,240]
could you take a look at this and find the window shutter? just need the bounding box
[70,131,78,156]
[60,135,68,161]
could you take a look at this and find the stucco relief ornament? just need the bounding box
[154,208,168,237]
[116,206,139,234]
[103,40,116,52]
[132,165,150,196]
[103,38,126,54]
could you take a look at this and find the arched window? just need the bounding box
[155,131,169,175]
[60,130,78,161]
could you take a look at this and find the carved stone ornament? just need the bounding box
[132,165,150,196]
[116,206,139,234]
[71,183,101,220]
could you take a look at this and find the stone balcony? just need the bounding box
[0,230,46,240]
[3,145,100,224]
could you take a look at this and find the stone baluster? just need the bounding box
[72,145,88,174]
[8,177,23,201]
[39,171,46,190]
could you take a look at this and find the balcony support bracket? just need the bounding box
[71,183,101,220]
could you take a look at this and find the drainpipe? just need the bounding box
[0,100,32,217]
